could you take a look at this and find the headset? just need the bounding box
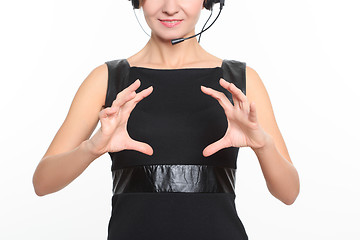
[129,0,225,45]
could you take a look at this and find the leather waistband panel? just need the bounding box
[112,164,236,195]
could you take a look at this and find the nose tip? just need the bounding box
[162,1,180,15]
[163,9,179,16]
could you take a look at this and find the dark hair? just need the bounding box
[129,0,218,11]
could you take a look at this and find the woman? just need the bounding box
[33,0,300,239]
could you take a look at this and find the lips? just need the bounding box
[159,19,183,28]
[159,19,183,22]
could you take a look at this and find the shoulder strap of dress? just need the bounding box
[222,59,246,95]
[104,59,130,108]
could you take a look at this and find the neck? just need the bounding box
[139,30,207,69]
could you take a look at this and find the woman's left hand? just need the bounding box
[200,78,270,157]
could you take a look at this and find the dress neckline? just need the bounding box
[125,58,225,71]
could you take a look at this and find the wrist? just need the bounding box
[82,139,105,159]
[251,132,274,153]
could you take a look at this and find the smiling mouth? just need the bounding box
[159,19,183,22]
[159,19,183,28]
[160,20,181,23]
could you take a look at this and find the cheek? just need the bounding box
[142,1,161,18]
[142,9,156,19]
[183,2,204,20]
[142,8,159,28]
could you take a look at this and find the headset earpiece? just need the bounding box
[131,0,139,9]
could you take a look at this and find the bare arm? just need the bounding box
[33,140,104,196]
[32,63,154,197]
[246,66,300,205]
[32,63,108,196]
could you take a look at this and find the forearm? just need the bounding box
[33,140,103,196]
[252,134,300,205]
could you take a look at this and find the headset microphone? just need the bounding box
[171,0,225,45]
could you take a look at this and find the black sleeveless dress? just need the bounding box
[104,58,248,240]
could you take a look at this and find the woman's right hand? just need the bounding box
[87,79,154,156]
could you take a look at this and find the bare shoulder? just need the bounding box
[245,65,268,107]
[245,65,292,164]
[81,63,109,108]
[41,63,109,159]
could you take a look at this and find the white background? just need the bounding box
[1,0,359,239]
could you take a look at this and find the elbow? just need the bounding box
[34,188,46,197]
[283,196,297,205]
[283,168,301,205]
[32,161,48,197]
[33,174,46,197]
[268,182,300,205]
[33,183,44,197]
[283,184,300,205]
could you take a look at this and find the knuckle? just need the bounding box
[218,92,225,98]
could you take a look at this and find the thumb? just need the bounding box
[99,106,117,119]
[203,138,227,157]
[248,102,258,123]
[126,139,154,156]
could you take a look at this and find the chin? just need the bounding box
[153,31,187,42]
